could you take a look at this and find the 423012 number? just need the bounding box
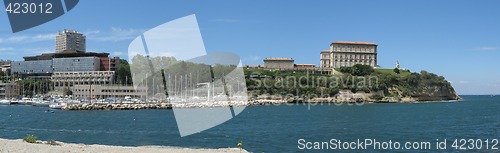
[5,2,53,14]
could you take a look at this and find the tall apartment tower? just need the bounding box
[320,41,377,68]
[56,29,86,53]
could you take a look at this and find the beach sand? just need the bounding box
[0,138,248,153]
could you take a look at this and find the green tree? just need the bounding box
[393,68,400,74]
[339,64,374,76]
[116,59,132,85]
[352,64,374,76]
[339,66,352,74]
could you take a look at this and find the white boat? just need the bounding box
[31,97,50,107]
[9,99,21,105]
[0,99,10,105]
[19,98,34,105]
[32,101,50,107]
[49,102,66,109]
[49,104,63,109]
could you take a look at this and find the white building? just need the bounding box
[51,71,115,90]
[56,29,86,53]
[72,85,147,99]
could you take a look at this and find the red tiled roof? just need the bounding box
[331,41,378,46]
[321,50,331,53]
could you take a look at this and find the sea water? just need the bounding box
[0,95,498,152]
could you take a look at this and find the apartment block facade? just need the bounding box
[56,29,86,53]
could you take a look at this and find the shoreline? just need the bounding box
[58,98,461,110]
[2,96,462,110]
[0,138,248,153]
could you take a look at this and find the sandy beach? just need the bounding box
[0,138,248,153]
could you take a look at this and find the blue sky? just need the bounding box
[0,0,499,95]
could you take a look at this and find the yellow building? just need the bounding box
[320,41,378,68]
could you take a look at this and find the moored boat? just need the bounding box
[0,99,10,105]
[18,98,34,105]
[9,99,21,105]
[49,104,64,109]
[32,101,50,107]
[49,100,66,109]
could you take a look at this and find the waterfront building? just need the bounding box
[1,64,10,74]
[0,60,11,66]
[0,81,19,99]
[10,30,122,93]
[320,41,378,68]
[0,60,12,75]
[11,60,54,74]
[72,85,147,99]
[0,81,5,99]
[263,58,295,69]
[52,57,100,72]
[12,50,120,75]
[56,29,86,53]
[51,71,115,91]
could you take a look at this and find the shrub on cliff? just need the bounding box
[370,94,384,100]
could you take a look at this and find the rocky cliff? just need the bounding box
[406,85,461,101]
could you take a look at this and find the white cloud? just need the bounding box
[0,33,56,44]
[0,47,14,51]
[112,51,124,56]
[250,55,260,61]
[88,27,145,42]
[24,48,53,54]
[83,30,101,37]
[475,47,498,51]
[0,28,145,44]
[458,80,469,84]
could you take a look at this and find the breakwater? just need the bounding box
[61,101,252,110]
[62,103,173,110]
[60,90,461,110]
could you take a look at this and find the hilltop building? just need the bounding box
[294,64,316,69]
[256,57,330,74]
[56,29,86,53]
[320,41,378,68]
[263,58,295,69]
